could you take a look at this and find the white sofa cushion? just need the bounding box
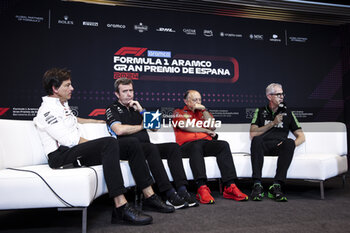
[0,120,47,170]
[0,161,136,210]
[0,165,100,209]
[0,120,347,211]
[230,153,348,180]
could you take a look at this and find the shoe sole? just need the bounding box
[223,193,249,201]
[166,200,188,209]
[252,192,265,201]
[142,205,175,213]
[188,202,199,207]
[196,194,215,204]
[268,192,288,202]
[111,218,153,225]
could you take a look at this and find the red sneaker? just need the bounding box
[223,184,248,201]
[196,185,215,204]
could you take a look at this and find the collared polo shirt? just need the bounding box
[105,100,150,143]
[172,105,213,146]
[251,104,301,142]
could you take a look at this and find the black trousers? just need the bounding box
[48,137,153,198]
[141,142,188,193]
[250,136,296,182]
[180,139,237,185]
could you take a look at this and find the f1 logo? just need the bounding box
[89,109,106,117]
[115,47,147,56]
[143,110,161,129]
[0,108,9,116]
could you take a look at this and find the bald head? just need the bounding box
[184,90,202,111]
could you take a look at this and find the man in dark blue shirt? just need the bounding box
[250,83,305,201]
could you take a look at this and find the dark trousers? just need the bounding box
[141,142,188,192]
[180,139,237,185]
[48,137,153,198]
[250,136,296,182]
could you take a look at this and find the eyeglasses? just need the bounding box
[270,93,285,98]
[190,98,201,102]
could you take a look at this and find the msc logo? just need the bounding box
[143,110,161,129]
[0,108,9,116]
[89,109,106,117]
[249,34,263,40]
[114,47,147,56]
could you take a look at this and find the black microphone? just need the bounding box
[275,102,287,115]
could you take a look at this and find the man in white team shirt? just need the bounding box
[34,68,174,226]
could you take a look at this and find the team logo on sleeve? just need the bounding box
[44,112,58,125]
[143,110,161,129]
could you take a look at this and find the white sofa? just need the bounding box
[0,119,348,232]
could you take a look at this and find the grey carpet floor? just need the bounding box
[1,176,350,233]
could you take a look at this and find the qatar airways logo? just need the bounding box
[183,28,196,35]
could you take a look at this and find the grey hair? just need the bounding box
[266,83,282,96]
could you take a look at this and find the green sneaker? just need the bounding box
[268,184,287,202]
[251,183,264,201]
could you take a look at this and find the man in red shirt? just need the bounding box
[173,90,248,204]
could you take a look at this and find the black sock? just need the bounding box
[224,180,235,189]
[254,179,262,185]
[165,188,176,198]
[177,185,187,194]
[116,203,127,211]
[274,180,282,186]
[196,179,206,189]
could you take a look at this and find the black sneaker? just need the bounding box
[111,203,153,225]
[166,192,189,209]
[178,190,199,207]
[142,194,175,213]
[251,183,264,201]
[268,184,288,202]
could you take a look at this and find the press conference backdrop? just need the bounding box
[0,0,345,124]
